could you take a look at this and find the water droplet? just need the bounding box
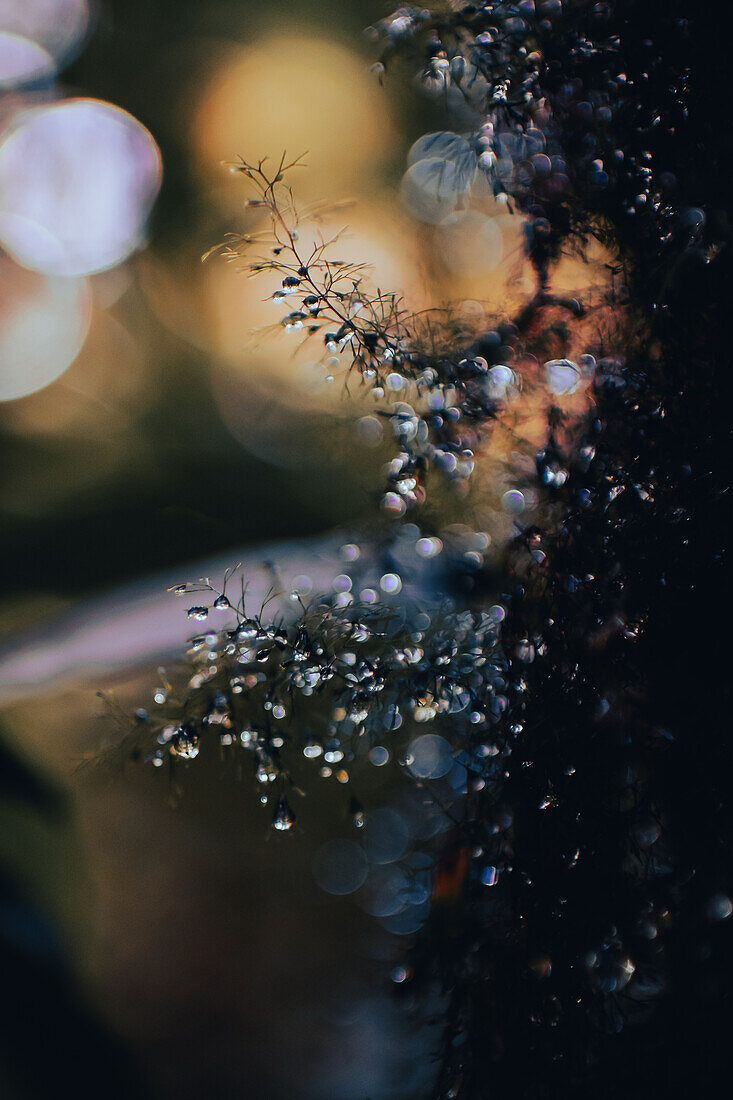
[487,364,516,400]
[382,492,407,517]
[416,536,443,558]
[708,893,733,921]
[391,965,411,983]
[171,724,200,760]
[380,572,402,594]
[544,358,582,396]
[502,489,525,514]
[324,741,344,764]
[369,745,390,767]
[272,795,295,831]
[350,796,366,828]
[303,739,322,759]
[633,818,661,848]
[587,942,636,992]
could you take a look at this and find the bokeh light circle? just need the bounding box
[545,357,582,396]
[363,808,409,865]
[0,252,90,400]
[0,98,161,276]
[313,839,369,895]
[194,35,394,195]
[0,33,54,88]
[400,158,463,224]
[380,902,429,936]
[363,865,410,917]
[0,0,89,70]
[502,489,526,514]
[406,734,454,779]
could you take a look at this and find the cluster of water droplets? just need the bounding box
[118,6,733,1096]
[374,0,702,295]
[135,539,519,848]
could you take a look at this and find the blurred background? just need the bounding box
[0,0,538,608]
[0,0,400,603]
[0,2,537,1096]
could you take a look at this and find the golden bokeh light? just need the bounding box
[193,34,396,198]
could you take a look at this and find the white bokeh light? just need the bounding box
[0,0,89,71]
[0,252,91,400]
[0,32,54,87]
[545,357,582,396]
[0,98,162,276]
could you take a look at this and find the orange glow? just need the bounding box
[193,34,396,197]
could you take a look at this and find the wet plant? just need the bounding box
[106,2,733,1097]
